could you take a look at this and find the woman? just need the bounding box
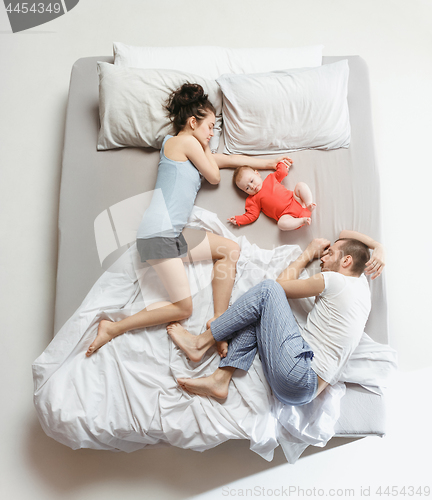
[86,83,290,357]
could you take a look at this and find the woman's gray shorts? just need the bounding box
[137,235,188,262]
[136,228,207,262]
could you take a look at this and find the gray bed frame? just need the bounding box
[55,55,388,438]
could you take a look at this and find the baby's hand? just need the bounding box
[227,217,238,226]
[280,160,291,174]
[267,156,293,170]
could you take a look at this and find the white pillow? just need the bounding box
[113,42,323,79]
[97,62,223,152]
[216,60,351,155]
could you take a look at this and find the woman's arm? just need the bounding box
[339,230,385,280]
[213,154,293,170]
[185,137,220,184]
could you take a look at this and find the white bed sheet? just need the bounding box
[33,207,397,462]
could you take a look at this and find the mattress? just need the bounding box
[41,54,389,453]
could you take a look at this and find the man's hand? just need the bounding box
[338,230,385,280]
[304,238,331,261]
[227,217,238,226]
[277,238,329,284]
[365,243,385,280]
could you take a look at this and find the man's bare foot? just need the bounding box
[86,320,117,357]
[307,202,317,212]
[167,322,212,362]
[177,370,231,399]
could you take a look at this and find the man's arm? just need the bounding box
[276,238,330,298]
[339,230,385,280]
[277,273,325,299]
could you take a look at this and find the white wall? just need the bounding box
[1,1,431,499]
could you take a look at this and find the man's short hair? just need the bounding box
[336,238,370,275]
[232,165,254,188]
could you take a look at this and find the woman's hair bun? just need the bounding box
[165,82,216,135]
[175,83,206,106]
[166,83,206,113]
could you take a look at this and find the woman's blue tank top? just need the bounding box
[136,135,202,239]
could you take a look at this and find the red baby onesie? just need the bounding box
[235,162,311,226]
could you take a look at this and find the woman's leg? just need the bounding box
[182,230,240,323]
[182,230,240,356]
[87,230,239,357]
[86,257,193,356]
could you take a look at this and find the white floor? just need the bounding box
[1,1,431,499]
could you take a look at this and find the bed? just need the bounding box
[32,45,397,463]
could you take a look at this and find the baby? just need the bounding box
[228,160,316,231]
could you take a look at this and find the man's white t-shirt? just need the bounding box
[301,271,371,385]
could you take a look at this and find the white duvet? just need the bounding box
[33,207,397,463]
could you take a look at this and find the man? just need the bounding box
[166,230,385,404]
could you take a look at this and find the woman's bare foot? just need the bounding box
[307,202,317,212]
[216,341,228,358]
[206,313,222,330]
[167,322,214,362]
[177,368,234,399]
[86,320,117,357]
[205,315,228,358]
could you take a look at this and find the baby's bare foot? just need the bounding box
[298,217,312,229]
[86,320,116,357]
[307,202,317,213]
[167,322,207,362]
